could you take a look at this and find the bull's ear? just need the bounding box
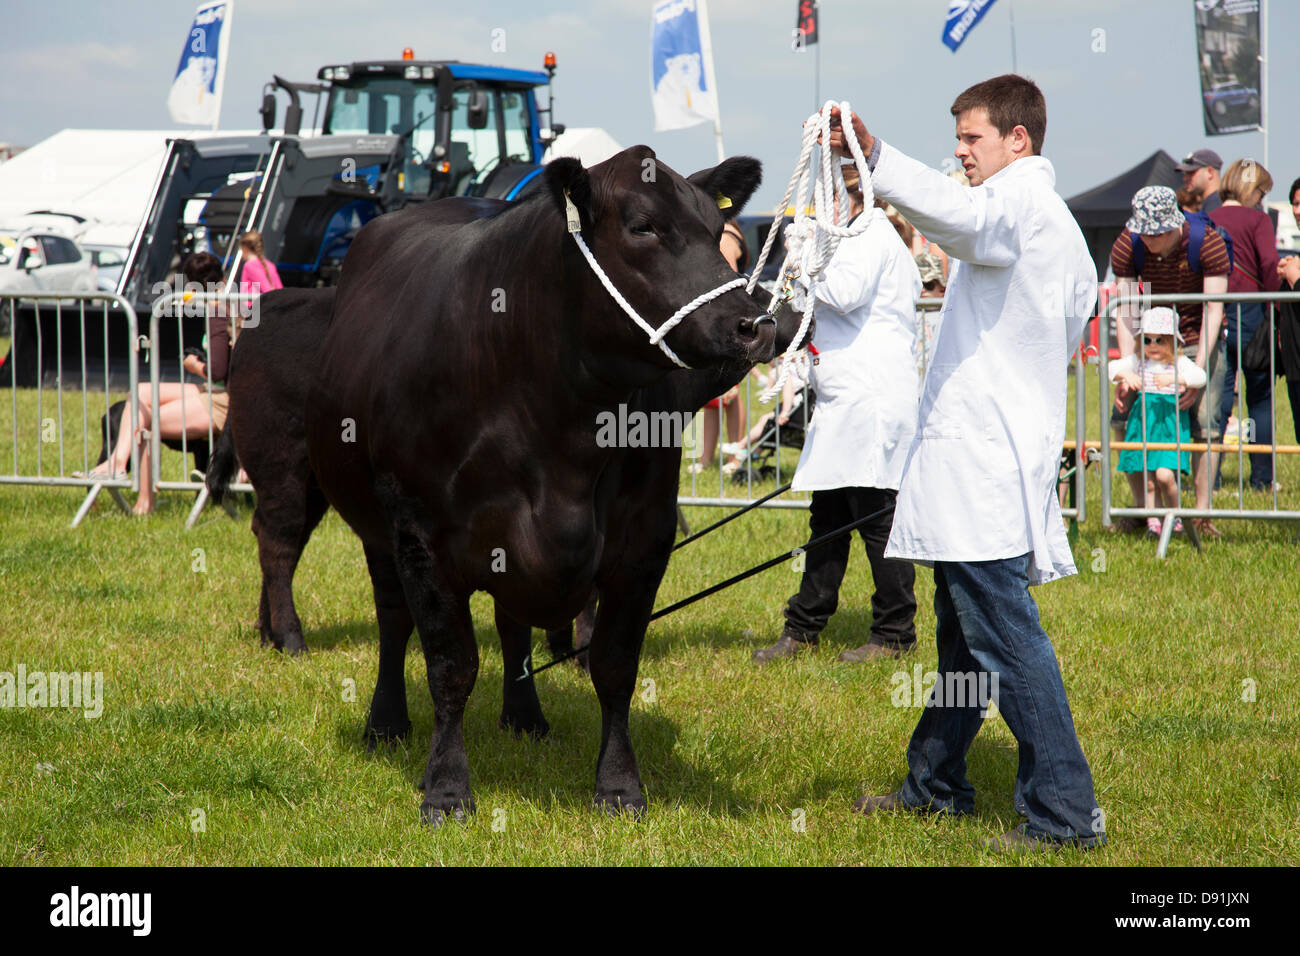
[687,156,762,216]
[544,157,595,232]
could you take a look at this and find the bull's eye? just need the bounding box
[629,220,655,237]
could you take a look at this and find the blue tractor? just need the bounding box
[47,51,568,386]
[118,50,563,312]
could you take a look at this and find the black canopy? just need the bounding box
[1066,150,1183,276]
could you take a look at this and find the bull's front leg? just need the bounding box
[586,574,662,818]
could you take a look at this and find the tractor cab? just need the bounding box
[315,56,558,202]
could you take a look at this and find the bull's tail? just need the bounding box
[206,424,239,504]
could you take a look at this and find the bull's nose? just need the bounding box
[742,318,777,362]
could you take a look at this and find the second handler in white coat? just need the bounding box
[752,164,923,663]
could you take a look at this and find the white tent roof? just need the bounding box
[0,126,626,250]
[542,127,624,167]
[0,128,260,249]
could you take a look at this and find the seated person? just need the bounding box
[78,252,234,514]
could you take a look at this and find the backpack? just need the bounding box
[1129,210,1235,277]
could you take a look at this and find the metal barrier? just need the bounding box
[1099,290,1300,557]
[148,290,255,529]
[1,291,142,525]
[25,285,1219,544]
[677,296,1090,524]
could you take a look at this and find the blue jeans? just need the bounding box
[899,556,1105,845]
[1217,301,1276,488]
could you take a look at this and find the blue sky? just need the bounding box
[2,0,1295,211]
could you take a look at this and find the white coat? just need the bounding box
[871,144,1098,585]
[791,207,922,492]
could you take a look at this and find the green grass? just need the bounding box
[1,382,1298,866]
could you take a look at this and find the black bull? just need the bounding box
[210,147,808,823]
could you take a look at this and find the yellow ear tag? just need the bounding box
[563,189,582,234]
[716,193,733,210]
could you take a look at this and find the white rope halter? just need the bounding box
[563,191,749,369]
[746,100,875,402]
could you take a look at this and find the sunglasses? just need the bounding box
[1143,335,1170,345]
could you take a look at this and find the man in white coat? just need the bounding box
[827,75,1105,851]
[752,165,922,664]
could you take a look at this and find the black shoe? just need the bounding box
[751,633,817,664]
[852,790,910,815]
[854,789,971,818]
[838,641,914,662]
[983,822,1106,854]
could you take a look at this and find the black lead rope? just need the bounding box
[673,482,793,551]
[520,501,893,680]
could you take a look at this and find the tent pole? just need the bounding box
[1260,0,1268,175]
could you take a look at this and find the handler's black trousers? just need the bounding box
[782,486,917,650]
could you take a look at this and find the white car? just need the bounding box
[0,225,98,295]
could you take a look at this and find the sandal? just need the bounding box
[1192,518,1222,540]
[72,467,126,482]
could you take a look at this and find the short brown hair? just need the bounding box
[181,252,223,285]
[1219,158,1273,203]
[950,74,1046,155]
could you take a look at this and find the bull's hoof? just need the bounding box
[264,633,309,656]
[364,718,412,752]
[593,791,647,820]
[498,710,550,740]
[281,634,309,657]
[420,799,475,828]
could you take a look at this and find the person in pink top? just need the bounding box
[238,230,283,300]
[1209,159,1281,491]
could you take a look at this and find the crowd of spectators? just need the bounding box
[1107,148,1299,536]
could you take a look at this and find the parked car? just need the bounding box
[1204,80,1259,117]
[82,244,130,293]
[0,224,97,295]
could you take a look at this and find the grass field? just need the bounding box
[1,380,1298,866]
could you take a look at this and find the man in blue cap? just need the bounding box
[1175,148,1224,213]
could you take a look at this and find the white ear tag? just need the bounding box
[563,189,582,234]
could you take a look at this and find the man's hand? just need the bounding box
[1178,386,1201,411]
[823,106,874,160]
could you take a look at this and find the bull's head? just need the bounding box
[545,146,775,371]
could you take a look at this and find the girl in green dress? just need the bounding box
[1110,307,1207,535]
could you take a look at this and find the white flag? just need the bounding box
[651,0,720,132]
[167,1,234,127]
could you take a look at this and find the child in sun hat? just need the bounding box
[1109,306,1207,535]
